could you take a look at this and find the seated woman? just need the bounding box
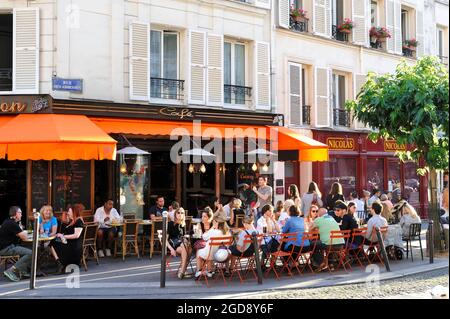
[381,202,396,224]
[39,205,58,238]
[49,203,85,274]
[277,200,294,228]
[195,214,229,279]
[340,201,360,245]
[229,198,243,227]
[256,205,281,262]
[228,216,258,272]
[400,203,421,238]
[167,207,191,279]
[191,207,214,252]
[281,205,310,261]
[304,205,319,231]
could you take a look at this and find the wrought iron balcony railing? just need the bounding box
[333,108,351,127]
[150,77,184,100]
[332,25,349,42]
[402,47,415,58]
[290,17,309,33]
[438,55,448,67]
[224,84,252,105]
[302,105,311,125]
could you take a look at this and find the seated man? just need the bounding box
[94,199,122,258]
[364,202,388,244]
[147,196,168,220]
[0,206,32,282]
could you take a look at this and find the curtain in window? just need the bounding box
[150,30,162,98]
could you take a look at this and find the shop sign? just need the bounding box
[159,107,194,120]
[384,140,407,152]
[326,137,355,151]
[0,96,50,114]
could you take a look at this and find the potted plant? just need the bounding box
[338,18,354,34]
[404,38,419,50]
[290,6,308,23]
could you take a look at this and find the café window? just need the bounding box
[0,14,13,92]
[224,41,247,105]
[367,158,384,193]
[404,161,420,210]
[323,157,357,198]
[150,30,180,100]
[388,159,401,203]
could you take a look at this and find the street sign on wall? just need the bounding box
[52,78,83,93]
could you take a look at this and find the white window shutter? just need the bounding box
[325,0,332,37]
[129,22,149,101]
[189,30,206,105]
[313,0,328,37]
[385,0,395,53]
[314,67,330,127]
[416,9,424,57]
[206,34,223,107]
[289,63,302,126]
[278,0,290,29]
[353,73,367,130]
[255,41,271,111]
[394,0,402,55]
[13,8,39,94]
[254,0,271,10]
[352,0,369,46]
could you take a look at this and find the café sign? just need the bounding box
[326,137,355,151]
[159,107,194,120]
[0,96,50,114]
[384,140,406,152]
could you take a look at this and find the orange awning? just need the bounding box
[269,126,329,162]
[0,116,14,127]
[0,114,117,160]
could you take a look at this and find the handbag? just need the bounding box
[214,244,231,262]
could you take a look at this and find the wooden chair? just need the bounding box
[293,231,319,275]
[115,220,140,261]
[323,230,351,272]
[403,223,423,262]
[366,226,389,265]
[142,217,163,259]
[198,236,234,287]
[229,233,264,283]
[185,216,193,234]
[265,232,297,280]
[348,227,370,268]
[123,214,136,220]
[81,222,99,271]
[0,255,20,271]
[82,215,94,223]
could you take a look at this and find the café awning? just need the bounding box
[269,126,329,162]
[0,114,117,160]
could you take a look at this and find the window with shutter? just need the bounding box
[207,34,224,106]
[13,8,39,94]
[314,67,330,127]
[129,22,149,101]
[352,0,369,46]
[385,0,395,53]
[224,40,248,107]
[279,0,290,29]
[289,62,302,126]
[255,41,271,110]
[393,1,402,55]
[189,30,206,105]
[314,0,328,36]
[0,13,13,92]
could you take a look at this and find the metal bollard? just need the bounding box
[30,212,40,290]
[160,212,168,288]
[375,227,391,272]
[252,232,263,285]
[428,220,434,264]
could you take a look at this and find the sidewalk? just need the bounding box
[0,250,447,298]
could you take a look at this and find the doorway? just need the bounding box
[0,160,26,223]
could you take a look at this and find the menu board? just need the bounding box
[52,161,91,211]
[31,161,49,212]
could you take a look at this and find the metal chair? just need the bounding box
[0,255,20,271]
[403,223,423,262]
[81,222,99,271]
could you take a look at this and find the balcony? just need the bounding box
[402,46,416,58]
[0,68,12,91]
[289,16,309,33]
[224,84,252,105]
[333,108,351,127]
[150,78,184,100]
[302,105,311,125]
[438,55,449,67]
[332,25,349,42]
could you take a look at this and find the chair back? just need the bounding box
[243,233,264,245]
[370,225,388,242]
[279,232,298,246]
[83,215,94,223]
[185,216,193,233]
[408,223,421,238]
[301,231,319,252]
[330,229,351,246]
[209,236,234,247]
[83,222,98,246]
[123,220,139,239]
[123,214,136,220]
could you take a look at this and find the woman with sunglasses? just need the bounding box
[167,207,191,279]
[305,205,319,231]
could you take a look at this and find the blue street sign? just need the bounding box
[52,78,83,92]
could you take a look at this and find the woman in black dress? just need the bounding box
[325,182,345,212]
[167,207,191,279]
[49,203,85,274]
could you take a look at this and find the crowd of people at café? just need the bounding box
[1,174,449,282]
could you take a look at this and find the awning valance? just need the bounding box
[0,114,117,160]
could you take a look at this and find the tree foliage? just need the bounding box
[346,56,449,175]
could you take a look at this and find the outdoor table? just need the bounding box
[109,220,153,227]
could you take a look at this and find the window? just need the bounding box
[401,9,409,43]
[224,41,247,105]
[0,14,13,92]
[367,158,385,193]
[437,28,444,57]
[150,30,180,100]
[371,1,378,27]
[323,157,357,198]
[331,0,344,26]
[290,0,303,9]
[332,72,349,127]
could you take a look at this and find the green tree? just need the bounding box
[346,56,449,250]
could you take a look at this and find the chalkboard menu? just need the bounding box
[52,161,91,211]
[31,161,49,212]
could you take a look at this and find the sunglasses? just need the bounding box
[311,210,318,213]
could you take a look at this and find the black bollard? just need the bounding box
[428,220,434,264]
[160,212,168,288]
[375,227,391,272]
[29,211,40,290]
[252,232,263,285]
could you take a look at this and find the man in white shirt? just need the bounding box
[365,202,388,243]
[94,199,122,257]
